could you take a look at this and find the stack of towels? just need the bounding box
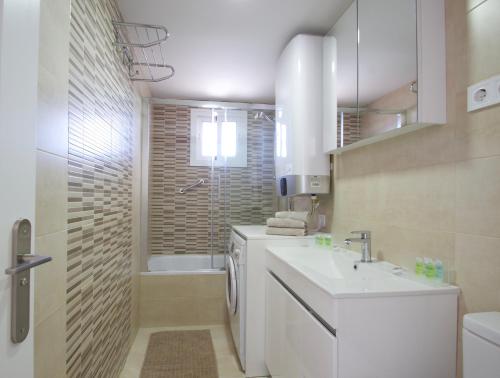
[265,211,310,236]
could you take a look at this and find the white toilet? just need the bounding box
[463,312,500,378]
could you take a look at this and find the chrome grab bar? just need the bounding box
[179,179,206,194]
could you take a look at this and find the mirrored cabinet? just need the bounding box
[323,0,446,153]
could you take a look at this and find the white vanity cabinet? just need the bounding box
[265,272,338,378]
[265,246,459,378]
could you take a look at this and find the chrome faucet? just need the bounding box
[344,231,373,263]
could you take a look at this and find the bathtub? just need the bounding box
[140,254,227,326]
[145,254,226,275]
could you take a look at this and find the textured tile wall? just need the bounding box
[337,112,360,147]
[66,0,137,377]
[149,104,275,255]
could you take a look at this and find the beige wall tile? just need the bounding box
[140,298,199,327]
[140,275,201,300]
[37,0,69,157]
[411,125,456,168]
[35,306,66,378]
[34,230,67,326]
[38,0,70,77]
[373,225,455,271]
[455,104,500,161]
[140,274,225,301]
[35,151,67,236]
[456,156,500,238]
[37,66,68,157]
[334,163,456,235]
[455,233,500,314]
[196,275,225,298]
[196,297,226,325]
[381,165,455,233]
[139,274,226,327]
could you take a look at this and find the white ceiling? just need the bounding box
[117,0,352,104]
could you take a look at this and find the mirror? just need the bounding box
[326,0,418,149]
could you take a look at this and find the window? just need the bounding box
[190,109,247,167]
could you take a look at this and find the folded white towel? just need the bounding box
[275,211,310,224]
[266,218,306,229]
[265,227,307,237]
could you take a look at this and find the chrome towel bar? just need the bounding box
[179,179,206,194]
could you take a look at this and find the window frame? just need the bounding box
[190,108,248,168]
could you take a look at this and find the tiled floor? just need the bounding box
[120,324,253,378]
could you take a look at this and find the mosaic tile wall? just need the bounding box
[337,112,361,147]
[149,104,275,255]
[66,0,136,377]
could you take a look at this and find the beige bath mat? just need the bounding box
[140,330,219,378]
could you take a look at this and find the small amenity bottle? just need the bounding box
[424,258,436,278]
[315,235,324,246]
[415,257,424,275]
[324,235,332,247]
[435,259,444,282]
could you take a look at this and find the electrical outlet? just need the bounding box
[468,74,500,112]
[495,76,500,99]
[468,81,493,112]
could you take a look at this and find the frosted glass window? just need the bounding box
[221,122,237,157]
[190,109,247,167]
[201,122,217,157]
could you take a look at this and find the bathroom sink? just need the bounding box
[266,245,459,330]
[267,246,455,296]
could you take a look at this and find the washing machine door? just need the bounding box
[226,255,238,315]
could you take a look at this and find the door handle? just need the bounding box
[5,219,52,343]
[5,254,52,275]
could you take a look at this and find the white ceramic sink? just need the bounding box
[266,245,459,331]
[268,246,455,298]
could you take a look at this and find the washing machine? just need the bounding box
[227,225,317,377]
[226,229,247,369]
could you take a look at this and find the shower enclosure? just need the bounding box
[142,99,276,274]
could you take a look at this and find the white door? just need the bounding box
[0,0,41,377]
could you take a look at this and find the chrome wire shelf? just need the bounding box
[112,21,175,83]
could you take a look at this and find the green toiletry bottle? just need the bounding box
[424,258,436,278]
[415,257,424,275]
[324,235,332,247]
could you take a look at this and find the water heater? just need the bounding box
[275,34,330,197]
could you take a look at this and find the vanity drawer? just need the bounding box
[265,272,338,378]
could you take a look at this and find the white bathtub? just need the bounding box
[144,254,226,275]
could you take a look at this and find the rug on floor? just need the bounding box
[140,330,219,378]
